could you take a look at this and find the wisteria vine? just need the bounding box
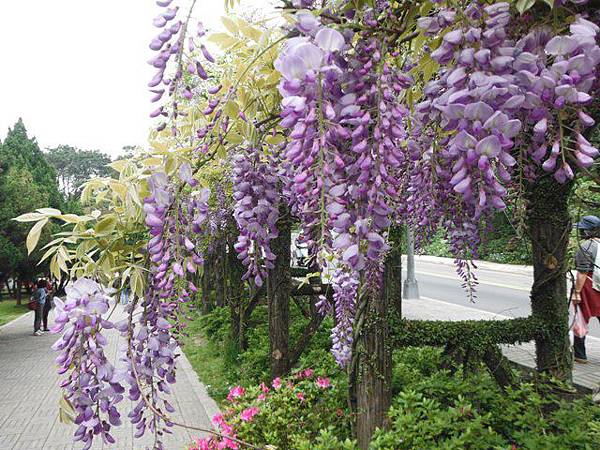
[49,1,600,448]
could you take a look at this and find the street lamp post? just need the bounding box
[403,227,420,300]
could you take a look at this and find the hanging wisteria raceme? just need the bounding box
[331,35,411,288]
[232,146,280,288]
[121,168,210,447]
[149,0,228,149]
[205,182,231,257]
[407,1,600,290]
[329,268,359,368]
[51,279,124,450]
[275,6,411,364]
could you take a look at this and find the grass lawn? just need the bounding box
[180,312,236,403]
[0,298,30,327]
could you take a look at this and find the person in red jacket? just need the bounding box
[572,215,600,363]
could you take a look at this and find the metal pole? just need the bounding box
[403,227,420,300]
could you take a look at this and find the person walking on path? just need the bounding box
[572,215,600,363]
[31,279,47,336]
[42,278,54,331]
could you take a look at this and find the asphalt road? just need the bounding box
[406,259,600,339]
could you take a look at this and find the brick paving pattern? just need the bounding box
[404,296,600,393]
[0,307,218,450]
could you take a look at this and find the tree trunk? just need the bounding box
[228,238,245,349]
[201,253,213,314]
[353,231,401,449]
[215,243,226,308]
[527,176,573,380]
[15,280,22,304]
[267,206,291,379]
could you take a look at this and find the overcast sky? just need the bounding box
[0,0,277,157]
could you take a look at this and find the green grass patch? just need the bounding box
[0,298,29,327]
[180,311,239,403]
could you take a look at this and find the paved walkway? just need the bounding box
[0,306,218,450]
[404,296,600,394]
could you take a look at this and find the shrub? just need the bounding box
[374,348,600,449]
[187,313,600,449]
[188,369,352,449]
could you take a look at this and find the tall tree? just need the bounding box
[0,120,60,298]
[1,119,62,208]
[45,145,112,198]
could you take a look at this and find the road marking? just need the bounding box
[415,270,531,292]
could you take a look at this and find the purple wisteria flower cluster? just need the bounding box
[408,1,600,287]
[328,268,359,367]
[275,6,411,365]
[52,279,124,449]
[131,168,210,447]
[52,172,210,449]
[232,146,280,287]
[148,0,223,146]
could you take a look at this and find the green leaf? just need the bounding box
[38,246,58,265]
[419,1,432,16]
[516,0,536,14]
[223,100,240,119]
[221,16,238,34]
[36,207,62,216]
[265,134,285,145]
[26,218,48,255]
[58,214,86,224]
[94,216,117,235]
[131,268,145,299]
[13,212,46,222]
[50,254,60,280]
[542,0,554,8]
[207,33,238,50]
[59,395,76,424]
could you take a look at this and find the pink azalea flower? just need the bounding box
[259,382,269,393]
[221,437,238,450]
[240,406,260,422]
[227,385,245,401]
[316,377,331,388]
[257,393,267,401]
[212,413,226,427]
[191,436,218,450]
[303,368,314,378]
[191,438,211,450]
[272,377,282,389]
[220,423,234,435]
[297,392,305,402]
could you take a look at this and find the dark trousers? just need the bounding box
[33,303,43,332]
[42,300,51,330]
[574,317,600,360]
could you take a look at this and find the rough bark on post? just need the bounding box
[526,175,573,380]
[352,238,400,449]
[267,206,291,379]
[215,242,227,308]
[227,237,245,349]
[201,252,213,314]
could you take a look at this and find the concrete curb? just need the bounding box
[178,351,221,424]
[0,309,32,331]
[404,254,534,276]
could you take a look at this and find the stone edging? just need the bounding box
[178,350,221,425]
[0,309,33,331]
